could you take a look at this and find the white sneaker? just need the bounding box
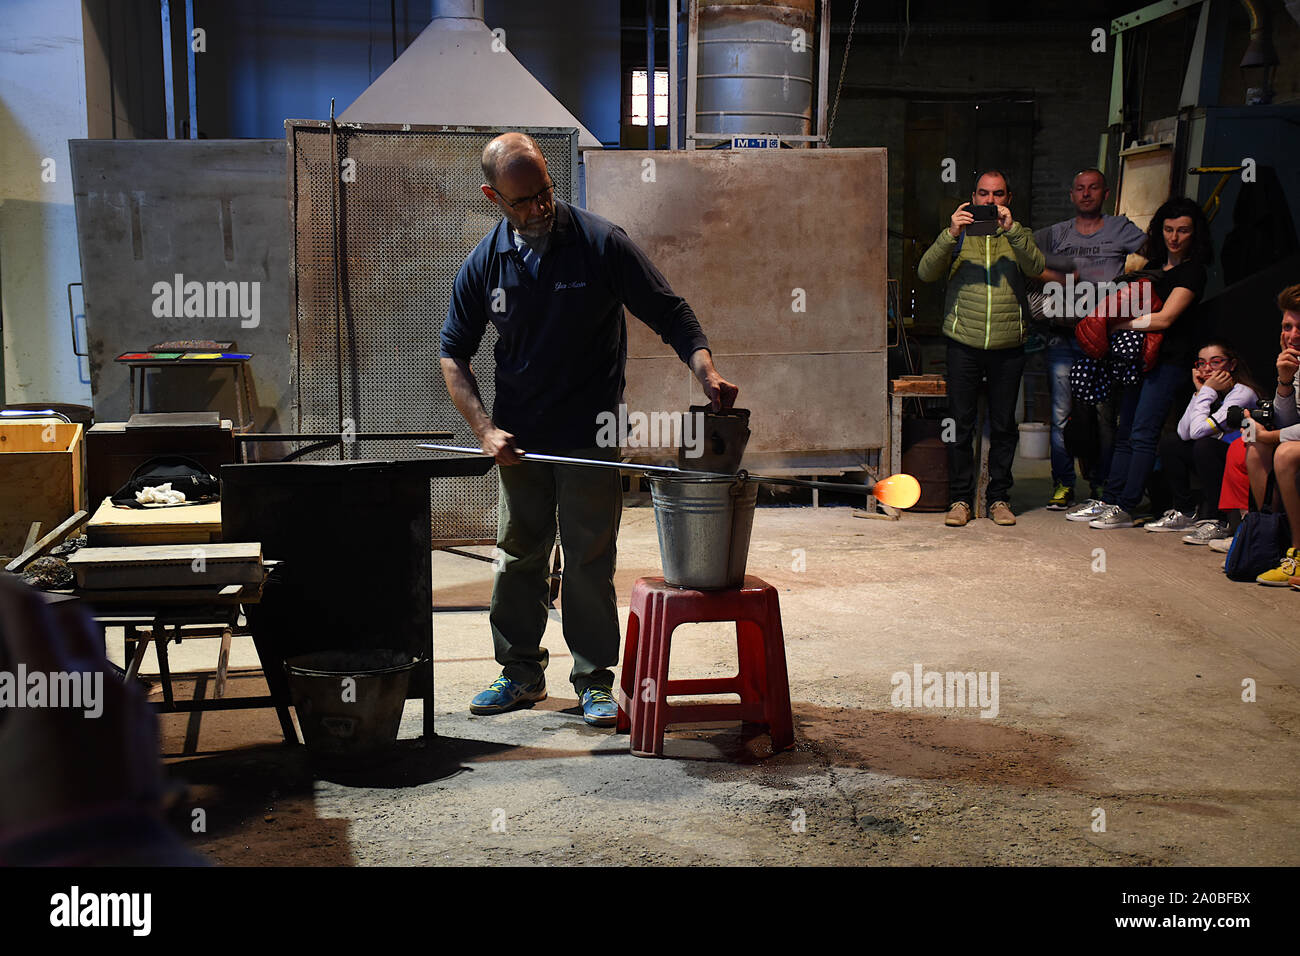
[1208,537,1233,554]
[1146,509,1196,532]
[1065,498,1108,522]
[1182,519,1229,545]
[1089,504,1135,529]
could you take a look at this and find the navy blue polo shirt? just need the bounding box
[441,200,710,449]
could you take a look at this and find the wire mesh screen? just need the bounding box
[287,122,578,543]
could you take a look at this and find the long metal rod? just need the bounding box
[646,0,655,151]
[816,0,830,145]
[685,0,698,149]
[417,444,882,496]
[237,431,455,442]
[160,0,175,139]
[185,0,197,138]
[237,431,456,464]
[669,0,678,149]
[107,5,116,137]
[328,98,346,460]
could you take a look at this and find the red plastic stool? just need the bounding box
[616,575,794,758]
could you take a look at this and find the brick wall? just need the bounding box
[828,15,1117,280]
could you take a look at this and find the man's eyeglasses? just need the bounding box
[1193,357,1231,369]
[494,182,555,210]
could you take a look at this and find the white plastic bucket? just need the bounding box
[1018,422,1050,459]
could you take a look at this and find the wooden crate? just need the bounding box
[0,422,85,557]
[67,542,263,590]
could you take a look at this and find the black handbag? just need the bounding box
[1224,472,1291,581]
[109,455,221,509]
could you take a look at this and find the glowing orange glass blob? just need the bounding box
[873,474,921,509]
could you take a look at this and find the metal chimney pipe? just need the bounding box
[338,0,601,147]
[1239,0,1277,105]
[647,0,656,150]
[1239,0,1277,67]
[432,0,484,20]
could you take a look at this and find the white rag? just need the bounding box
[136,482,187,506]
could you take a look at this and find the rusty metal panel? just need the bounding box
[286,122,577,544]
[586,148,887,465]
[69,139,291,430]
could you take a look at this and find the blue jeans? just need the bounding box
[1103,361,1185,513]
[1047,338,1084,485]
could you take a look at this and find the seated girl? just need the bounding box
[1148,340,1258,540]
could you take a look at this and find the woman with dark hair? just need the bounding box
[1072,196,1214,529]
[1146,338,1259,541]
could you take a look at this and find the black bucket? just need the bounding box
[284,649,417,760]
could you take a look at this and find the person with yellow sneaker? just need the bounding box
[1243,285,1300,585]
[1256,549,1299,586]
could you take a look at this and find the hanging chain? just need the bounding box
[825,0,861,146]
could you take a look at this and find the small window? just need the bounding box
[630,69,669,127]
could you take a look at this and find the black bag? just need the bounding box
[1063,404,1099,464]
[1224,473,1291,581]
[109,455,220,509]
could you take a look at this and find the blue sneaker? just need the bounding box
[579,686,618,727]
[470,674,546,715]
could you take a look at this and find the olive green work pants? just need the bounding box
[489,448,623,694]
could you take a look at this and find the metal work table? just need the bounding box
[55,568,298,744]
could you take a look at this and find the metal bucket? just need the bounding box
[649,476,758,589]
[284,649,417,759]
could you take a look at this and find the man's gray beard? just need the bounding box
[516,224,552,255]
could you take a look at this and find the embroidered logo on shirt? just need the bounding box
[553,280,587,291]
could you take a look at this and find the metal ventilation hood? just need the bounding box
[339,0,600,149]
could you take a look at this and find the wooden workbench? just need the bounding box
[85,496,223,546]
[54,569,296,743]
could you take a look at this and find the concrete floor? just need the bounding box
[126,455,1300,866]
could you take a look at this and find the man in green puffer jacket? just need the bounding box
[917,169,1044,528]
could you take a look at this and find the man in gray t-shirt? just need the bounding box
[1034,168,1147,511]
